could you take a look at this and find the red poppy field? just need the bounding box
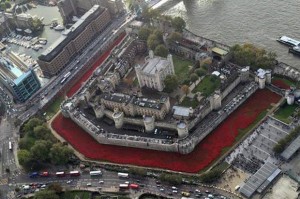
[272,79,290,90]
[52,89,281,173]
[67,32,126,97]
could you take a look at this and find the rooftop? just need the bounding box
[140,56,170,75]
[39,5,103,62]
[101,92,167,110]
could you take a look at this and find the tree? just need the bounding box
[159,173,182,185]
[128,167,147,177]
[200,169,222,183]
[5,2,11,9]
[195,68,206,77]
[168,32,182,43]
[153,30,163,43]
[48,183,63,194]
[34,190,59,199]
[154,44,168,58]
[181,85,190,96]
[31,18,43,32]
[33,125,56,142]
[138,28,152,40]
[17,150,31,166]
[147,34,160,50]
[190,73,198,82]
[171,17,186,32]
[23,118,43,134]
[49,143,73,165]
[19,137,35,150]
[230,43,276,70]
[164,75,179,93]
[30,140,52,162]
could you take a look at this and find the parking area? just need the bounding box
[227,116,293,173]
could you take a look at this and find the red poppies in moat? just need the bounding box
[52,89,281,173]
[272,79,290,90]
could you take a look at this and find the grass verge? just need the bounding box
[44,96,64,119]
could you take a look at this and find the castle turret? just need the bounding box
[177,122,189,138]
[287,94,295,105]
[143,115,155,132]
[240,66,250,82]
[265,69,272,84]
[258,76,266,89]
[210,90,222,110]
[112,108,124,129]
[93,104,105,119]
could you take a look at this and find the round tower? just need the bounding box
[287,94,295,105]
[177,122,189,138]
[112,108,124,129]
[143,115,155,132]
[258,76,266,89]
[265,70,272,84]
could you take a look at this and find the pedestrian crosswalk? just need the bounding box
[0,178,8,185]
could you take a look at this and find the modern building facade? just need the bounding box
[135,51,175,91]
[0,49,41,102]
[37,5,111,78]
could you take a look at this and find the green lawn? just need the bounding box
[274,103,298,124]
[172,55,194,84]
[180,97,199,108]
[192,75,221,97]
[44,96,64,119]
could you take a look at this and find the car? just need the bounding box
[87,183,92,187]
[124,181,130,184]
[172,190,178,193]
[160,188,164,192]
[99,180,104,184]
[66,180,72,184]
[41,184,47,189]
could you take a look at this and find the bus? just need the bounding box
[8,141,12,150]
[63,72,71,78]
[40,171,49,177]
[129,184,139,189]
[119,184,129,189]
[55,171,65,177]
[29,172,39,178]
[89,170,102,176]
[118,172,129,178]
[69,171,80,177]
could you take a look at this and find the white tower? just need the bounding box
[143,115,155,132]
[112,108,124,129]
[258,76,266,89]
[265,69,272,84]
[177,122,189,138]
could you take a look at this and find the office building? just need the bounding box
[0,47,41,102]
[37,5,111,78]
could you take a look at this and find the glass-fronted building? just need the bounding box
[0,54,41,102]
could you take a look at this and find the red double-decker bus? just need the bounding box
[129,184,139,189]
[69,171,80,177]
[40,171,49,177]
